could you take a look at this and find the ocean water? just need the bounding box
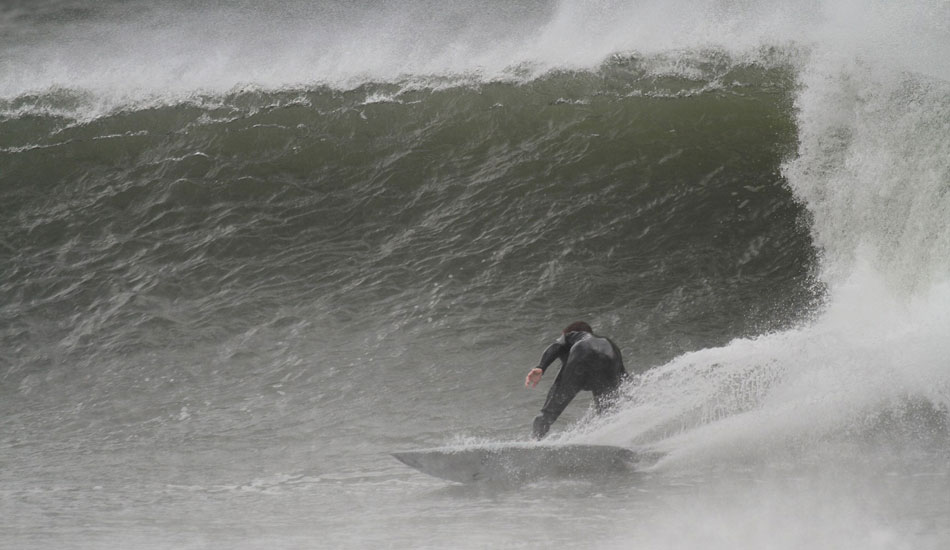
[2,1,949,548]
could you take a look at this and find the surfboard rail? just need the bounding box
[392,443,658,483]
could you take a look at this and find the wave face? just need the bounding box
[1,1,949,549]
[0,58,814,371]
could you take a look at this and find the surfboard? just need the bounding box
[392,443,655,484]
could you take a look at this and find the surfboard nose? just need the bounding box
[392,452,422,470]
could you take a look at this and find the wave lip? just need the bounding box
[1,0,827,107]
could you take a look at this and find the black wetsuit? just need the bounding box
[532,331,627,439]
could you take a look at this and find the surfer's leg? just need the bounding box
[590,360,627,414]
[533,379,580,439]
[532,415,552,439]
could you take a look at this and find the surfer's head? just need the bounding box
[563,321,592,334]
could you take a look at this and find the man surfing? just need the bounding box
[525,321,627,439]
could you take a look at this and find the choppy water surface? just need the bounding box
[2,1,948,548]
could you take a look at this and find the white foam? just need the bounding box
[535,1,950,466]
[577,266,950,469]
[0,1,835,115]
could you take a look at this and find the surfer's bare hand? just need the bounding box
[525,368,543,388]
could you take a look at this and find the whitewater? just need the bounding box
[2,1,949,549]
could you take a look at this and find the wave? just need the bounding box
[0,0,808,101]
[0,56,814,377]
[569,2,950,462]
[2,0,949,474]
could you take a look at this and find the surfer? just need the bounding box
[525,321,627,439]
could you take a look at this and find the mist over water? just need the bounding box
[1,0,825,114]
[2,1,949,549]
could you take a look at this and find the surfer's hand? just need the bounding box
[525,368,543,388]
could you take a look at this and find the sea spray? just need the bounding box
[574,0,950,474]
[2,1,949,549]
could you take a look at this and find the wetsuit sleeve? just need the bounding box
[536,338,565,373]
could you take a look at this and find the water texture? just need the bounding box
[2,1,949,549]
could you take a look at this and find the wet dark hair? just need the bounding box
[563,321,592,334]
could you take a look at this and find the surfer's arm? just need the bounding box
[536,341,563,373]
[525,340,564,388]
